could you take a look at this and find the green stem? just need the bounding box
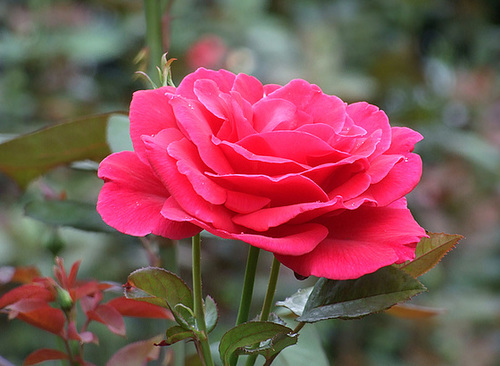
[144,0,164,86]
[236,246,261,325]
[192,234,214,366]
[229,246,261,366]
[259,257,281,322]
[245,257,281,366]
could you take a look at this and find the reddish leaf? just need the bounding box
[67,321,99,344]
[106,335,163,366]
[79,291,103,314]
[23,349,69,365]
[106,298,173,320]
[10,300,66,335]
[54,257,81,290]
[87,303,126,336]
[0,284,54,309]
[67,261,81,289]
[73,281,101,301]
[0,266,41,285]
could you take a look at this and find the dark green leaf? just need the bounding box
[298,266,426,322]
[125,267,193,311]
[395,232,463,278]
[204,295,218,334]
[219,322,298,366]
[24,200,115,233]
[165,325,196,345]
[0,113,125,188]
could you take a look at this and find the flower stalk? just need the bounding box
[192,233,214,366]
[144,0,164,86]
[244,257,281,366]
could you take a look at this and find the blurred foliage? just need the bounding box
[1,0,500,365]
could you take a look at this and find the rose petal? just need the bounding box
[97,151,200,238]
[275,203,426,279]
[176,67,236,99]
[232,199,341,231]
[347,153,422,207]
[366,154,404,184]
[386,126,424,154]
[232,73,265,104]
[144,133,237,232]
[225,190,271,214]
[129,86,176,164]
[207,172,329,207]
[237,130,337,166]
[300,159,368,196]
[194,80,256,141]
[217,138,307,176]
[252,98,297,132]
[347,102,392,157]
[169,96,233,174]
[303,91,346,133]
[167,138,227,205]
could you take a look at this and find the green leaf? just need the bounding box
[24,199,115,233]
[0,113,125,188]
[298,266,426,322]
[395,232,463,278]
[276,287,313,317]
[219,321,298,366]
[125,267,193,311]
[172,303,197,331]
[204,295,218,334]
[165,325,196,345]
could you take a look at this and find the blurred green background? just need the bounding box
[1,0,500,365]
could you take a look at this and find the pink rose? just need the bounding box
[97,68,426,280]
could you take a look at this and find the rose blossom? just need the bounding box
[97,68,426,280]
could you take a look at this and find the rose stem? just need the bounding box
[236,245,261,325]
[229,245,261,366]
[192,233,214,366]
[143,2,184,364]
[144,0,164,86]
[244,257,281,366]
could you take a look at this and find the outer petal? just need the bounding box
[275,202,426,279]
[386,126,424,154]
[347,153,422,207]
[97,151,200,239]
[129,86,177,164]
